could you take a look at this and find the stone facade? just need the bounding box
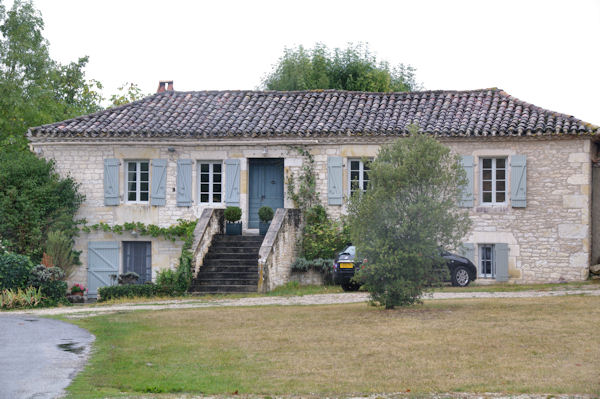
[31,135,593,288]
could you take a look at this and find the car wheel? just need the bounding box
[341,282,360,292]
[451,266,471,287]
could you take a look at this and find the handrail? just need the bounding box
[258,208,301,292]
[190,208,224,276]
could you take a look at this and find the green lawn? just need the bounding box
[65,296,600,398]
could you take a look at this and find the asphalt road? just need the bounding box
[0,315,94,399]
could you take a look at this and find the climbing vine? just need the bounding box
[286,146,320,211]
[80,219,196,242]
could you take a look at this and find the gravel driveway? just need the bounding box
[3,288,599,317]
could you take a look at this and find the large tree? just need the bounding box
[262,43,420,92]
[0,0,103,147]
[348,126,471,309]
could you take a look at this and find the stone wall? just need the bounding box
[32,136,593,286]
[290,270,325,285]
[191,208,224,276]
[258,208,302,291]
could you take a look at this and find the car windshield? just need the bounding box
[340,245,356,257]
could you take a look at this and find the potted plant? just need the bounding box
[70,283,86,296]
[224,206,242,235]
[258,206,274,235]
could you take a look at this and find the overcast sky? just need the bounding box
[24,0,600,124]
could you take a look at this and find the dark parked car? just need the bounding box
[332,245,477,291]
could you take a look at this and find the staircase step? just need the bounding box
[202,259,258,267]
[195,271,257,279]
[205,246,259,254]
[214,235,264,242]
[191,285,258,294]
[199,266,258,274]
[204,252,259,260]
[193,278,258,286]
[211,242,263,249]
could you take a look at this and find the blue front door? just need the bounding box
[249,158,284,229]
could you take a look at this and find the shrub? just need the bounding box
[301,209,350,260]
[0,252,34,290]
[118,272,139,285]
[224,206,242,222]
[291,257,334,283]
[156,269,179,295]
[0,149,84,263]
[28,265,68,305]
[258,206,274,222]
[0,286,42,309]
[45,230,79,278]
[98,284,157,301]
[349,128,471,308]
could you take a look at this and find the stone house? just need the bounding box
[27,84,600,297]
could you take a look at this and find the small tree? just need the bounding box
[348,126,471,309]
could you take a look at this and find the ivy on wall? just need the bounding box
[80,219,196,242]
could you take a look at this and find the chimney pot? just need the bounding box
[157,80,174,93]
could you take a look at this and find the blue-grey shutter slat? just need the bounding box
[88,241,119,299]
[495,243,509,282]
[510,155,527,208]
[103,158,120,206]
[460,243,475,264]
[328,156,343,205]
[176,159,193,206]
[459,155,474,207]
[225,159,240,207]
[151,159,167,206]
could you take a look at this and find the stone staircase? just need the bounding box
[190,234,263,294]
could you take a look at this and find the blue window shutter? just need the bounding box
[87,241,119,299]
[328,156,343,205]
[459,155,474,207]
[460,243,475,264]
[225,159,240,207]
[176,159,193,206]
[103,158,120,206]
[510,155,527,208]
[151,159,167,206]
[495,243,509,282]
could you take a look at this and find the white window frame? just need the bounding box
[348,158,371,196]
[125,160,150,204]
[479,244,496,278]
[197,161,223,204]
[480,157,507,205]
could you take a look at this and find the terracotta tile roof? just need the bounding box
[28,88,599,139]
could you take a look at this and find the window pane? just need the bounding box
[482,158,492,168]
[200,194,209,203]
[200,163,209,173]
[363,181,368,191]
[201,184,209,193]
[482,170,492,180]
[140,162,149,172]
[350,161,360,170]
[213,174,222,183]
[213,194,221,202]
[128,163,136,172]
[213,163,221,173]
[200,173,209,183]
[351,181,359,191]
[496,192,505,202]
[482,181,492,191]
[363,171,369,181]
[496,158,505,168]
[496,170,505,180]
[140,172,148,182]
[483,192,492,203]
[350,171,359,181]
[213,184,221,193]
[128,192,136,201]
[140,192,148,202]
[496,181,505,192]
[128,181,137,192]
[140,182,148,192]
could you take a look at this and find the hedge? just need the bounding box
[98,284,157,301]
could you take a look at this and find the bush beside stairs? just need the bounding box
[190,234,263,294]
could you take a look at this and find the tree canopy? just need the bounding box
[262,43,420,92]
[348,126,471,308]
[0,0,103,147]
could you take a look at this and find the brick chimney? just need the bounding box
[157,80,174,93]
